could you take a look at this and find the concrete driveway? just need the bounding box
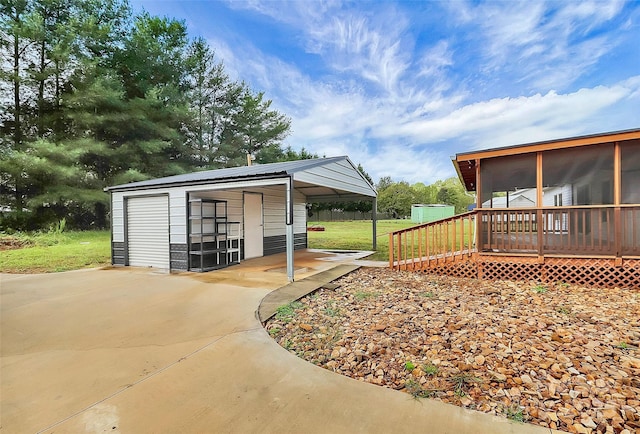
[1,257,557,434]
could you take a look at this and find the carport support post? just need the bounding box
[372,197,377,250]
[286,177,294,282]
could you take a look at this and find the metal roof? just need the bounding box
[105,156,376,199]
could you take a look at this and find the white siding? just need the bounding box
[542,185,573,206]
[562,185,573,206]
[188,184,306,239]
[261,185,286,237]
[127,195,170,269]
[169,190,187,244]
[111,191,125,242]
[255,186,307,237]
[188,190,243,240]
[293,189,307,233]
[110,176,309,263]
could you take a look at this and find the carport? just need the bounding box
[105,156,377,281]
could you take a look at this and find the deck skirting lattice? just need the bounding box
[400,255,640,289]
[542,257,640,288]
[480,257,541,282]
[420,261,477,279]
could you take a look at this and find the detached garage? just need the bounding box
[106,156,377,281]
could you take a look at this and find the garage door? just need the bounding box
[127,195,170,269]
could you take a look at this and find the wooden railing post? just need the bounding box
[398,232,403,270]
[614,206,622,266]
[418,227,423,268]
[389,232,394,268]
[537,208,544,259]
[476,210,482,252]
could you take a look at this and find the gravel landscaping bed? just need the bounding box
[265,268,640,434]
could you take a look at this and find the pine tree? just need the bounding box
[0,1,295,230]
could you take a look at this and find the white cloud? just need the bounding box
[211,25,640,184]
[386,79,640,148]
[225,0,413,94]
[451,0,627,90]
[417,40,454,80]
[205,1,639,185]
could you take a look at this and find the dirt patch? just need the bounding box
[265,268,640,433]
[0,235,30,251]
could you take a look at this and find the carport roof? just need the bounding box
[105,156,377,201]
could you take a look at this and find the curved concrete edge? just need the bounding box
[255,266,566,434]
[2,267,567,433]
[272,329,563,434]
[257,264,360,322]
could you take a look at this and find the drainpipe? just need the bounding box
[286,176,294,282]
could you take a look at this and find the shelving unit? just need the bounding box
[222,221,241,265]
[188,198,235,272]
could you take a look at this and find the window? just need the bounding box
[554,193,563,206]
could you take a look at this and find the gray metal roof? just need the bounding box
[105,156,375,197]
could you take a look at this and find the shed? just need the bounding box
[410,204,455,223]
[105,156,377,282]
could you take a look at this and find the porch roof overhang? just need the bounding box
[453,128,640,192]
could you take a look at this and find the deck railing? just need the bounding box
[390,205,640,270]
[622,206,640,256]
[389,211,476,270]
[479,205,640,256]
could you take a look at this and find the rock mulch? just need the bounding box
[265,268,640,434]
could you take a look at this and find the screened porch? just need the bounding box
[461,133,640,260]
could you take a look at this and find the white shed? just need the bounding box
[105,156,377,281]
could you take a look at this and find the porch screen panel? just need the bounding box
[542,143,614,205]
[480,152,536,207]
[542,143,614,254]
[621,140,640,204]
[479,152,537,253]
[621,139,640,255]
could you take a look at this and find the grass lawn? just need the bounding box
[307,219,417,261]
[1,219,415,273]
[1,230,111,273]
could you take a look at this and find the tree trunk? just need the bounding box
[12,16,23,211]
[13,28,21,148]
[38,39,45,137]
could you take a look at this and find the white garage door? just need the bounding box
[127,195,170,269]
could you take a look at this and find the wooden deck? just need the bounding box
[390,206,640,289]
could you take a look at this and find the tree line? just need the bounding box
[0,0,473,232]
[376,176,474,217]
[0,0,300,230]
[310,173,474,218]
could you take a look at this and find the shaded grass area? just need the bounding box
[307,220,416,261]
[1,230,111,273]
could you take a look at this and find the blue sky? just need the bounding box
[131,0,640,184]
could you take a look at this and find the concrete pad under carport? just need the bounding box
[1,262,562,433]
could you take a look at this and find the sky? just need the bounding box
[130,0,640,185]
